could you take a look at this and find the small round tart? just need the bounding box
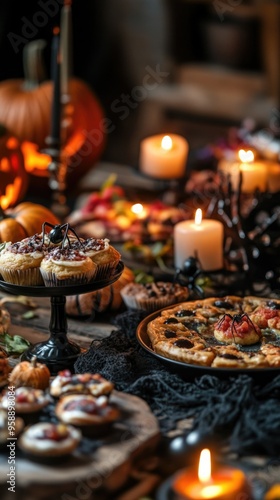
[214,314,261,345]
[71,238,121,279]
[1,387,49,414]
[40,247,97,286]
[18,422,81,461]
[0,236,46,285]
[55,394,120,436]
[120,281,188,313]
[50,370,114,398]
[0,410,24,448]
[0,351,11,386]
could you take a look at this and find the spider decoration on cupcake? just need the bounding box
[42,222,82,247]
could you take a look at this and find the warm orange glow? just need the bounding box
[238,149,254,163]
[195,208,202,225]
[173,448,248,499]
[198,449,212,484]
[0,178,22,210]
[161,135,173,151]
[201,485,224,498]
[1,158,10,172]
[21,142,51,173]
[6,137,19,149]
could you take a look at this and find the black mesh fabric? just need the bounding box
[74,310,280,456]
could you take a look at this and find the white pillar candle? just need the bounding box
[174,209,224,271]
[218,149,268,193]
[239,150,267,193]
[139,134,189,179]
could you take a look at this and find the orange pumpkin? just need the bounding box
[9,356,50,390]
[0,41,105,184]
[0,201,60,243]
[0,125,28,210]
[66,266,135,316]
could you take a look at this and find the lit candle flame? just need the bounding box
[195,208,202,226]
[238,149,254,163]
[198,448,212,484]
[131,203,144,216]
[161,135,173,151]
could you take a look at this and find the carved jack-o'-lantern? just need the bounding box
[0,125,28,210]
[0,42,105,188]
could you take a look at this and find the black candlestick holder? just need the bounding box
[0,262,124,374]
[135,167,188,206]
[43,136,69,220]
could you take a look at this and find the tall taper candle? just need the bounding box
[60,0,72,97]
[50,27,61,145]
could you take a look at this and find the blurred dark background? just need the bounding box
[0,0,279,167]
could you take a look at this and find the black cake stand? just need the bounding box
[0,262,124,374]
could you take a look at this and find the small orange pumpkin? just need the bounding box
[0,201,60,243]
[66,266,135,317]
[9,356,50,390]
[0,125,28,210]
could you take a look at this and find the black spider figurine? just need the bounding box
[42,222,82,247]
[216,312,259,344]
[174,257,205,298]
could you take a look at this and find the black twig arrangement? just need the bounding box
[206,174,280,293]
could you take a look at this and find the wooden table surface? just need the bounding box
[0,290,162,500]
[1,289,280,500]
[1,163,280,499]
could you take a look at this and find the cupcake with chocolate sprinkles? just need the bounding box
[40,247,97,286]
[120,281,188,313]
[0,234,48,285]
[70,238,121,279]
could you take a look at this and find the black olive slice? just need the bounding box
[174,339,194,349]
[267,301,280,310]
[164,318,179,324]
[214,300,234,309]
[164,329,177,339]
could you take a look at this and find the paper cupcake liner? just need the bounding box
[0,267,43,286]
[40,268,97,287]
[121,294,179,313]
[95,260,119,280]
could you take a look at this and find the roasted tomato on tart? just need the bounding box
[214,313,261,345]
[249,305,280,332]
